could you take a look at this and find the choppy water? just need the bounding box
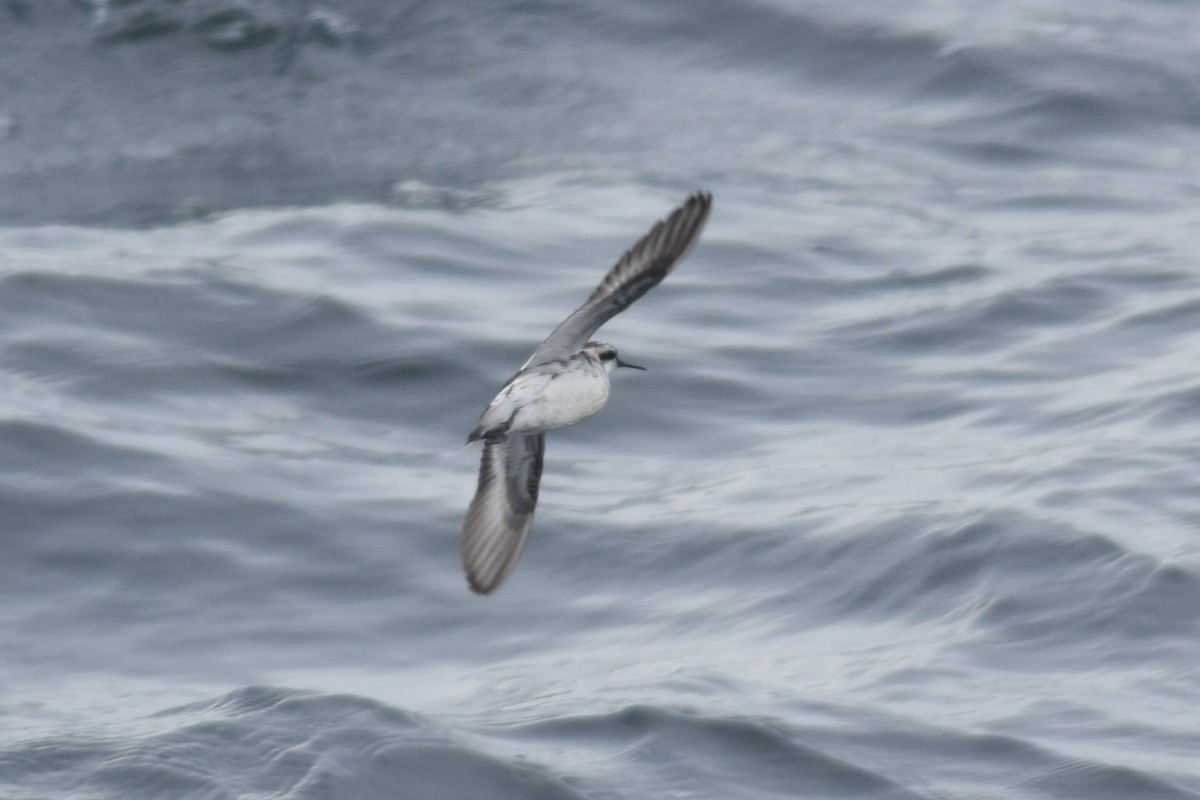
[3,1,1200,798]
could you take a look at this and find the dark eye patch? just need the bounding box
[600,350,616,361]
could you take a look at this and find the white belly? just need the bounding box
[478,365,611,435]
[511,368,610,432]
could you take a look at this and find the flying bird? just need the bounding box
[461,192,713,594]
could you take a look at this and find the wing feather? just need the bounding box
[522,192,712,368]
[460,433,545,594]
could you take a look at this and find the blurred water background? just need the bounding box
[2,1,1199,797]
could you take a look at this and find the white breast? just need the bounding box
[479,361,611,435]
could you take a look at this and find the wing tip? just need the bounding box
[623,189,714,271]
[650,189,712,265]
[680,189,713,229]
[461,531,512,595]
[466,570,499,595]
[680,189,713,216]
[462,544,517,595]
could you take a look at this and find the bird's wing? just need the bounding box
[521,192,712,369]
[461,432,545,594]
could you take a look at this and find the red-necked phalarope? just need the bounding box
[461,192,713,594]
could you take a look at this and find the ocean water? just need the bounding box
[2,1,1200,798]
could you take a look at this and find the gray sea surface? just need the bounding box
[2,1,1200,798]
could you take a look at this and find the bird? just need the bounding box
[461,191,713,594]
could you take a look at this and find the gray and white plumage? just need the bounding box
[461,432,544,594]
[462,192,713,594]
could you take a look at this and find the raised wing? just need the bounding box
[460,433,545,594]
[522,192,712,368]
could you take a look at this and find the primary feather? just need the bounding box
[522,192,712,368]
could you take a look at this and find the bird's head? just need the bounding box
[584,341,645,373]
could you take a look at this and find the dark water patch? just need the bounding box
[2,335,208,401]
[927,138,1057,166]
[615,341,983,439]
[841,308,1007,356]
[975,280,1110,327]
[1088,266,1195,290]
[971,552,1200,657]
[166,685,420,729]
[922,90,1198,173]
[0,271,375,357]
[843,276,1112,357]
[761,263,992,302]
[0,267,463,425]
[1145,382,1200,429]
[775,383,980,427]
[1120,298,1200,330]
[695,510,1200,668]
[973,191,1151,213]
[0,419,170,479]
[916,45,1021,100]
[81,0,360,51]
[787,513,1038,624]
[216,351,455,390]
[1026,397,1142,434]
[846,718,1200,800]
[923,47,1200,149]
[972,91,1133,141]
[2,687,587,800]
[547,518,796,617]
[0,2,507,226]
[874,263,992,291]
[519,704,916,800]
[1018,759,1200,800]
[1,481,341,589]
[606,0,948,98]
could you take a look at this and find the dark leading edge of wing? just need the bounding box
[461,433,545,594]
[522,192,713,368]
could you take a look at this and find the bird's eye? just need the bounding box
[600,350,616,361]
